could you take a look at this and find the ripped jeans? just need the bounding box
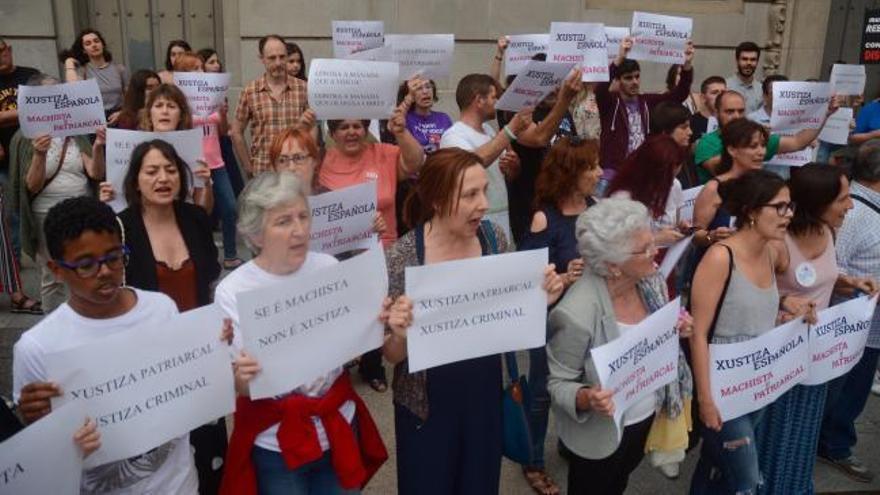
[690,408,765,495]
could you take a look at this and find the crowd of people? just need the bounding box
[0,24,879,495]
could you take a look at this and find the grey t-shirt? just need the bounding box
[84,63,129,112]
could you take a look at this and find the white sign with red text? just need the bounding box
[605,27,630,62]
[309,181,378,255]
[332,20,385,59]
[505,34,551,77]
[496,60,575,112]
[548,22,610,82]
[172,72,230,116]
[804,295,878,385]
[629,12,692,64]
[17,80,106,138]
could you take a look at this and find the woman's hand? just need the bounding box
[384,296,413,342]
[17,381,61,424]
[107,111,121,126]
[698,399,723,431]
[298,109,317,130]
[575,386,615,416]
[387,105,407,137]
[93,126,106,147]
[219,318,233,345]
[371,213,387,235]
[499,149,520,180]
[98,181,115,203]
[232,351,261,397]
[32,135,52,155]
[655,227,685,247]
[73,418,101,458]
[850,276,879,296]
[780,294,818,325]
[564,258,585,287]
[496,36,509,54]
[194,161,212,185]
[543,264,565,306]
[676,308,694,339]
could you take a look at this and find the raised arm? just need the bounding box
[518,69,583,147]
[778,96,840,154]
[491,37,508,86]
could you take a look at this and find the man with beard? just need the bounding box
[689,76,726,144]
[726,41,763,114]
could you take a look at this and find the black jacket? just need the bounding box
[118,202,221,307]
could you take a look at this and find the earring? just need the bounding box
[749,217,756,228]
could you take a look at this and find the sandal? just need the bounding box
[10,295,43,315]
[223,258,244,270]
[523,467,560,495]
[367,379,388,393]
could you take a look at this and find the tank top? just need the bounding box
[778,229,838,311]
[712,247,780,344]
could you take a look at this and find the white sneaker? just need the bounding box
[659,462,680,479]
[872,371,880,396]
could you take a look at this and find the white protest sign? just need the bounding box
[172,72,230,116]
[710,318,809,421]
[819,107,854,145]
[332,20,385,59]
[236,245,388,400]
[17,80,106,138]
[309,181,378,255]
[659,235,693,278]
[496,60,575,112]
[830,64,866,96]
[591,298,681,436]
[765,131,815,168]
[346,45,394,62]
[677,185,703,225]
[605,27,630,62]
[46,305,235,468]
[308,59,399,120]
[629,12,692,64]
[771,81,832,131]
[0,402,85,495]
[406,249,548,372]
[804,295,878,385]
[505,34,550,77]
[384,34,455,81]
[105,128,204,211]
[548,22,610,82]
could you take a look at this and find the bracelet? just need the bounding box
[503,125,517,142]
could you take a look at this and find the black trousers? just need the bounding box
[565,414,654,495]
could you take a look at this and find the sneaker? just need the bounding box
[872,371,880,396]
[658,462,680,479]
[819,454,875,483]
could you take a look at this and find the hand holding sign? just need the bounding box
[17,381,62,424]
[576,386,615,416]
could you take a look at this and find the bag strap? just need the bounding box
[851,194,880,217]
[30,137,70,200]
[707,243,735,342]
[504,352,520,383]
[480,219,499,254]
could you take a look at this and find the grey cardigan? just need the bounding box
[547,270,691,460]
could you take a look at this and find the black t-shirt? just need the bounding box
[689,113,709,144]
[0,65,40,171]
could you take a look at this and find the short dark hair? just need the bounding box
[617,59,640,79]
[455,74,502,110]
[700,76,727,94]
[326,119,371,135]
[788,163,846,235]
[715,90,745,116]
[650,102,691,135]
[124,140,192,211]
[44,196,121,260]
[164,40,192,71]
[762,74,788,96]
[735,41,761,59]
[258,35,287,55]
[853,139,880,183]
[718,169,787,229]
[718,118,769,174]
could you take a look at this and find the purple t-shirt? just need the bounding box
[406,111,453,154]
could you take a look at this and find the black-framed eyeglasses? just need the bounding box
[56,245,130,278]
[762,201,796,216]
[275,153,313,168]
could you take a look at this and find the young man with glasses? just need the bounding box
[13,196,199,493]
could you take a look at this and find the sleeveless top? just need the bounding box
[712,247,780,344]
[156,259,198,312]
[517,200,594,274]
[778,229,838,311]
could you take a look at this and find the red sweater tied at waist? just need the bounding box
[220,372,387,494]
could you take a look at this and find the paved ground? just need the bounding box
[2,254,879,494]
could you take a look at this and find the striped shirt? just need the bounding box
[835,181,880,348]
[235,74,308,173]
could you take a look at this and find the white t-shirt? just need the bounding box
[748,107,771,127]
[13,288,198,495]
[616,320,657,426]
[214,253,355,453]
[30,137,91,215]
[610,178,684,230]
[439,121,509,215]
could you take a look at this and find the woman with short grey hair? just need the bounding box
[547,197,693,495]
[214,171,392,493]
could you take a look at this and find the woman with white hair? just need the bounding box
[547,197,693,495]
[215,171,394,494]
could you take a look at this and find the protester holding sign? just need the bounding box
[725,42,763,114]
[157,40,192,84]
[546,198,693,494]
[60,29,129,125]
[848,95,880,146]
[13,196,199,493]
[215,172,388,494]
[382,148,563,495]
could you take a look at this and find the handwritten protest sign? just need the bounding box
[0,402,84,495]
[406,249,548,372]
[236,245,388,399]
[505,34,550,77]
[172,72,230,116]
[308,59,399,120]
[309,181,378,255]
[605,27,630,62]
[629,12,692,65]
[804,295,878,385]
[384,34,455,81]
[659,236,693,278]
[830,64,867,96]
[591,298,681,437]
[677,185,703,225]
[17,80,106,138]
[548,22,609,82]
[496,60,575,112]
[332,20,384,58]
[819,107,854,145]
[46,305,235,468]
[710,317,809,421]
[105,128,204,211]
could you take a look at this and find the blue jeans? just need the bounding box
[211,167,238,259]
[220,135,244,196]
[818,346,880,460]
[251,446,359,495]
[691,409,765,495]
[527,346,550,469]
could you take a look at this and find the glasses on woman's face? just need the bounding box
[56,246,129,278]
[628,242,658,260]
[762,201,796,216]
[275,153,313,169]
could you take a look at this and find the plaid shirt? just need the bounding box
[235,74,308,173]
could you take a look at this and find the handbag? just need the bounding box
[502,351,534,465]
